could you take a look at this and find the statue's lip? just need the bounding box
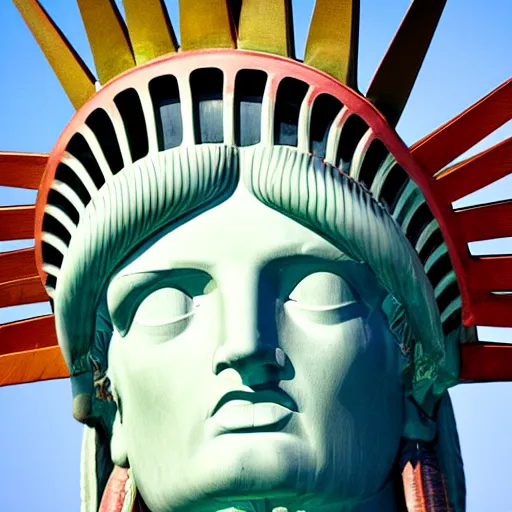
[207,402,294,436]
[210,389,299,418]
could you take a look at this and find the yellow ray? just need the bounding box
[12,0,96,110]
[238,0,295,58]
[124,0,177,65]
[179,0,236,51]
[77,0,135,84]
[304,0,359,88]
[366,0,447,127]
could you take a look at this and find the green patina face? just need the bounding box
[55,145,457,511]
[107,183,405,511]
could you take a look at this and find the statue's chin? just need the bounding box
[133,426,400,512]
[192,432,315,496]
[135,432,317,512]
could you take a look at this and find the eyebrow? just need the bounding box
[299,242,346,260]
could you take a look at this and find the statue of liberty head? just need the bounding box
[3,1,511,510]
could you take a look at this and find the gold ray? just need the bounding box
[124,0,177,65]
[179,0,236,51]
[77,0,135,84]
[304,0,359,88]
[366,0,447,127]
[238,0,295,58]
[12,0,96,110]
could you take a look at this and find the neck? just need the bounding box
[215,480,399,512]
[135,480,400,512]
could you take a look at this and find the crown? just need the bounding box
[1,0,511,389]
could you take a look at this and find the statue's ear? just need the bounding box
[403,396,436,441]
[71,371,94,423]
[110,387,129,467]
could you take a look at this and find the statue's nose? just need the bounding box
[212,266,285,386]
[213,337,286,386]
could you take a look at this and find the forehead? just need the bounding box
[113,184,345,278]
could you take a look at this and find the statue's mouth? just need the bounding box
[207,389,298,435]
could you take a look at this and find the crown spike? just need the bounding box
[0,315,66,386]
[12,0,96,110]
[412,78,512,176]
[0,346,68,386]
[465,257,512,327]
[237,0,295,58]
[77,0,135,84]
[0,249,46,307]
[455,200,512,243]
[461,343,512,382]
[435,137,512,203]
[467,256,512,294]
[0,205,35,240]
[123,0,178,65]
[0,248,39,284]
[0,277,48,308]
[366,0,447,127]
[0,152,47,189]
[470,293,512,327]
[0,315,57,357]
[179,0,236,51]
[304,0,359,88]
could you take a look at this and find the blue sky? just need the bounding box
[0,1,511,510]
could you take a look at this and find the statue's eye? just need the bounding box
[288,271,357,307]
[133,287,194,327]
[109,269,214,337]
[286,271,365,324]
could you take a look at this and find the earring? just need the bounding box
[98,466,136,512]
[401,440,450,511]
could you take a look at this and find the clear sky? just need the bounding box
[0,1,511,510]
